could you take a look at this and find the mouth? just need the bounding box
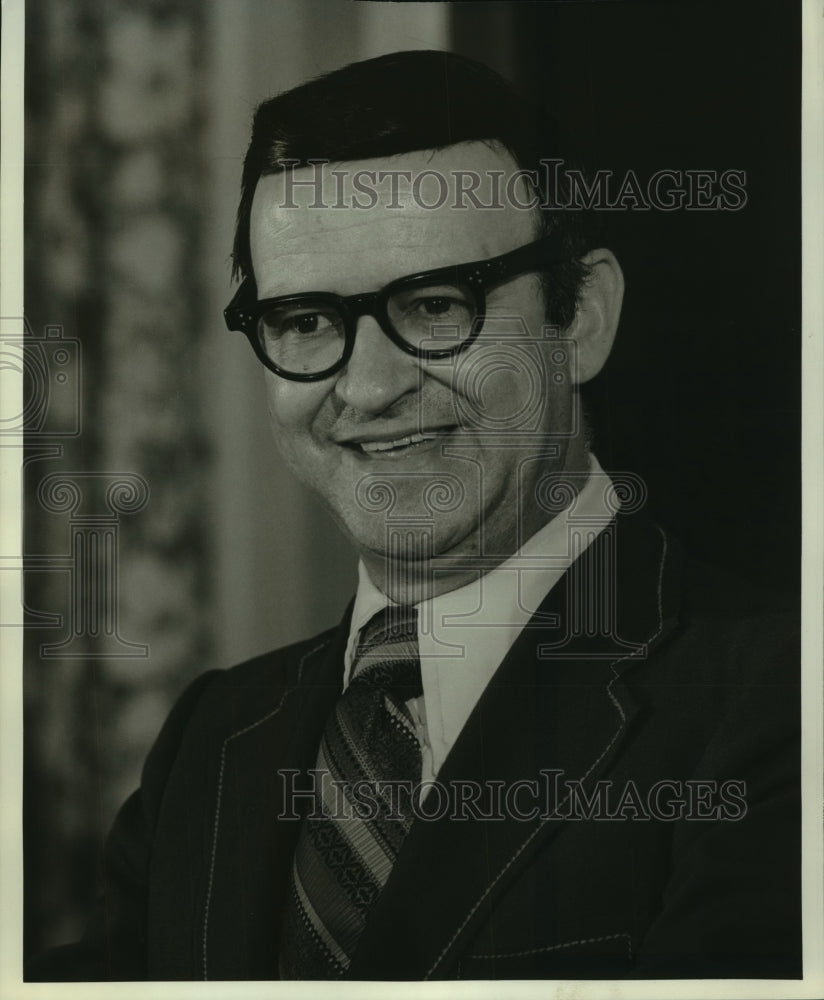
[338,428,454,458]
[360,431,440,454]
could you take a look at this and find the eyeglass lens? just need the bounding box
[257,281,477,374]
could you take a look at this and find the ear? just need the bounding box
[567,249,624,384]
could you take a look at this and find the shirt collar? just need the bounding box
[344,454,615,773]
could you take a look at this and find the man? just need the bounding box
[28,50,800,981]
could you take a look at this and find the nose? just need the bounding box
[334,315,421,414]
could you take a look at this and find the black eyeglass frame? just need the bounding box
[223,234,564,382]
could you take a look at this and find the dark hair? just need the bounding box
[232,50,592,329]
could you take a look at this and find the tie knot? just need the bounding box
[350,605,421,700]
[358,605,417,648]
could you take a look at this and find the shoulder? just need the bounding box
[669,553,799,682]
[625,541,800,773]
[600,511,798,686]
[215,626,341,692]
[141,623,343,793]
[608,516,800,755]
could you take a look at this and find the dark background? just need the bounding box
[453,0,801,592]
[24,0,800,958]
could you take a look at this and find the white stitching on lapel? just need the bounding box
[469,930,633,961]
[425,527,668,979]
[201,639,330,980]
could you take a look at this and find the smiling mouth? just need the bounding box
[358,431,441,454]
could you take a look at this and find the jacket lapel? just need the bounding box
[200,607,351,980]
[346,513,681,980]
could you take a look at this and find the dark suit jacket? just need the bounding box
[27,512,801,981]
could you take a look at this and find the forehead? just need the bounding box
[249,142,538,297]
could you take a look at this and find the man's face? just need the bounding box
[249,143,582,596]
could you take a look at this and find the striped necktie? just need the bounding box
[279,605,423,979]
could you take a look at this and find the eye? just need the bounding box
[387,283,476,344]
[405,292,473,316]
[392,285,474,318]
[289,312,326,335]
[416,296,456,316]
[260,305,342,340]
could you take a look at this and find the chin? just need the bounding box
[348,516,476,565]
[346,522,436,561]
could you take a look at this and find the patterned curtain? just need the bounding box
[24,0,211,951]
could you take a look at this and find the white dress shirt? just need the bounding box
[343,454,615,783]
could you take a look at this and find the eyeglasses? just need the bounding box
[223,234,563,382]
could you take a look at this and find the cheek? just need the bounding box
[263,375,325,435]
[443,288,555,427]
[446,342,556,434]
[262,377,338,485]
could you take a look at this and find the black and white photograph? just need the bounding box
[2,0,823,992]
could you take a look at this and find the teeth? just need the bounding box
[360,432,437,454]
